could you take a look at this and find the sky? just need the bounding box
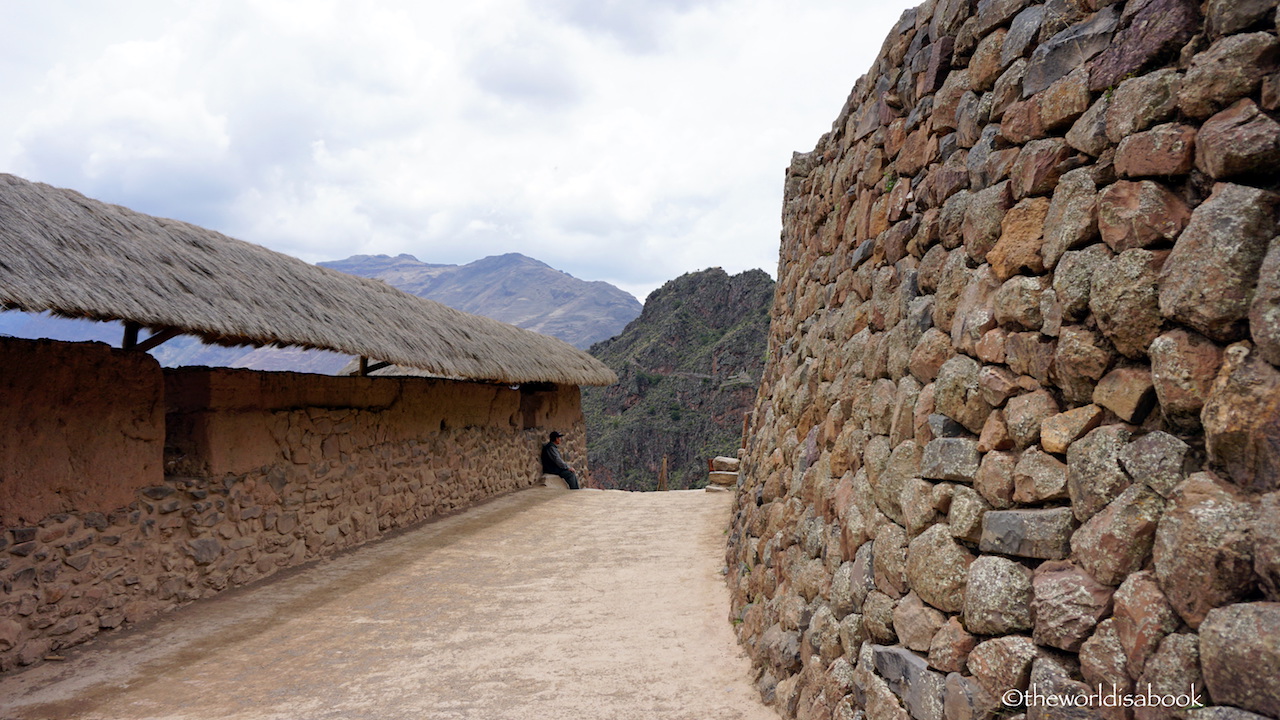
[0,0,920,302]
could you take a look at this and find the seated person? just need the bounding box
[541,431,581,490]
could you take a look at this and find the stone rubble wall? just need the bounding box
[725,1,1280,719]
[0,338,586,672]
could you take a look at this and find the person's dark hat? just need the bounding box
[549,431,564,440]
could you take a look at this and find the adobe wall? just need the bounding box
[725,2,1280,720]
[0,338,586,671]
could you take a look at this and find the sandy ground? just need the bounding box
[0,487,777,720]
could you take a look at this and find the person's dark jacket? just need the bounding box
[541,442,570,474]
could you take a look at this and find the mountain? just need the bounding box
[0,253,641,371]
[319,253,642,350]
[582,267,774,491]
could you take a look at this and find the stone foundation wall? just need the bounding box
[1,338,586,672]
[725,2,1280,719]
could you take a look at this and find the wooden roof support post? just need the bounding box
[122,321,140,349]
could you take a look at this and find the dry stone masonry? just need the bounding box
[725,1,1280,719]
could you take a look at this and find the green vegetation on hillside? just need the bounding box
[582,268,774,491]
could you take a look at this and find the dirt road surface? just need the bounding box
[0,487,776,720]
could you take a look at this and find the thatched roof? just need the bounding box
[0,174,617,386]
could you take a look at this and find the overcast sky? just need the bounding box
[0,0,918,301]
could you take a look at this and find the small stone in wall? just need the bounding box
[1092,367,1157,424]
[929,617,977,674]
[921,439,981,483]
[1097,180,1191,253]
[978,410,1014,453]
[1067,425,1132,522]
[1104,70,1183,144]
[1088,0,1200,91]
[935,356,995,435]
[1024,657,1095,720]
[1255,492,1280,601]
[1090,248,1167,360]
[1005,389,1058,450]
[873,644,947,720]
[1024,6,1119,96]
[1079,619,1133,720]
[864,590,901,645]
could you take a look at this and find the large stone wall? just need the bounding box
[0,337,585,671]
[726,2,1280,719]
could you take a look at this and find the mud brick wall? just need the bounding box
[0,337,586,672]
[725,1,1280,719]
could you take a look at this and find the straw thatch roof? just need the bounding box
[0,174,617,386]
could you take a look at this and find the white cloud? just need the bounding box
[0,0,921,301]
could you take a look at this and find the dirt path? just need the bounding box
[0,487,776,720]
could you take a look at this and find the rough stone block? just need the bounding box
[1134,633,1204,720]
[964,555,1033,635]
[967,635,1040,699]
[1031,560,1114,652]
[1117,431,1196,499]
[976,451,1016,510]
[1024,6,1119,96]
[1040,404,1104,455]
[1153,473,1257,628]
[1113,570,1180,678]
[930,618,978,675]
[1201,344,1280,491]
[1097,180,1191,253]
[1013,447,1068,504]
[1091,248,1167,359]
[1089,0,1200,91]
[873,644,947,720]
[1148,328,1224,428]
[1115,123,1197,179]
[1251,238,1280,367]
[1179,32,1280,119]
[907,524,976,613]
[1199,603,1280,718]
[935,356,994,435]
[980,508,1075,560]
[1067,425,1132,522]
[1093,367,1157,423]
[944,672,999,720]
[895,592,948,653]
[1104,69,1182,144]
[1196,99,1280,179]
[922,438,981,483]
[1005,390,1058,450]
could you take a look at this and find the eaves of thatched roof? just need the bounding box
[0,174,617,386]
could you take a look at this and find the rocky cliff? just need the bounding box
[726,2,1280,719]
[582,268,773,491]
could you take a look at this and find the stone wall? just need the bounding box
[0,337,586,671]
[725,2,1280,719]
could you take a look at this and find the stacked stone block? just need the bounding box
[726,1,1280,719]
